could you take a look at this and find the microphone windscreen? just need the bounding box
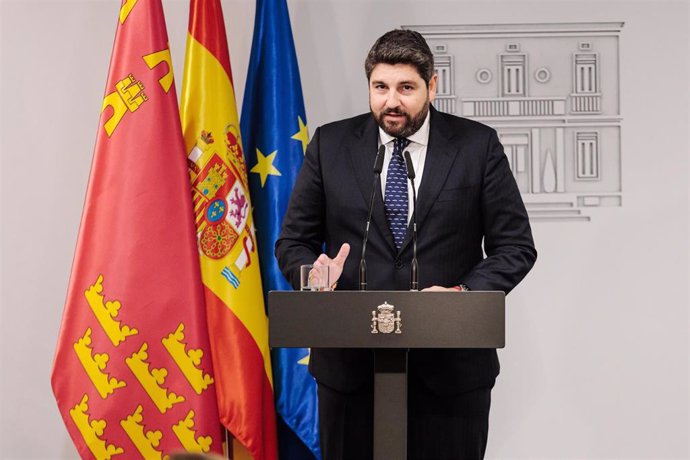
[373,145,386,173]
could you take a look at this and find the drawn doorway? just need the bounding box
[499,133,531,193]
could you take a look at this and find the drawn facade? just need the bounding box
[408,23,624,221]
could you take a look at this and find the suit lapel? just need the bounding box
[346,115,397,255]
[399,107,460,253]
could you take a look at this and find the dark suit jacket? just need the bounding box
[275,106,536,395]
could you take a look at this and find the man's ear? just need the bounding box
[428,73,438,102]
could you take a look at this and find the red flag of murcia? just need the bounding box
[51,1,223,458]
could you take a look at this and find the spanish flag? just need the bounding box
[180,1,278,459]
[51,0,223,457]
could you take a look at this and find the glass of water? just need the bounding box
[300,264,330,291]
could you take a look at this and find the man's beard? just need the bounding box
[372,101,429,138]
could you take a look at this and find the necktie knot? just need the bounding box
[393,138,411,156]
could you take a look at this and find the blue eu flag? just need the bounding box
[241,0,319,458]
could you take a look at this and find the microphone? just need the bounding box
[360,145,386,291]
[373,145,386,174]
[403,150,419,291]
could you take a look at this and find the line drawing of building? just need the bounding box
[406,23,624,222]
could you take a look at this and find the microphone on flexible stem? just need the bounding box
[403,150,419,291]
[360,145,386,291]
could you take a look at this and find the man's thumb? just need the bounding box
[333,243,350,265]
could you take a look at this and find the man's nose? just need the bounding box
[385,91,400,109]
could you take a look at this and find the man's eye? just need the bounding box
[402,85,414,91]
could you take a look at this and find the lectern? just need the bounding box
[268,291,505,460]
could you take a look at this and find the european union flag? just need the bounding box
[240,0,319,459]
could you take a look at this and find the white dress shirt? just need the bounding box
[378,111,430,223]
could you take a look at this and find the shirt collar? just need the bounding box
[378,109,431,147]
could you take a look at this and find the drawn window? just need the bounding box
[574,54,598,93]
[501,54,526,96]
[434,55,453,96]
[576,132,599,179]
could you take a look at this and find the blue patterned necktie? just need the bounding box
[384,137,411,250]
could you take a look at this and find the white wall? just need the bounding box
[1,0,688,458]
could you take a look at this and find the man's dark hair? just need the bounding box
[364,29,435,85]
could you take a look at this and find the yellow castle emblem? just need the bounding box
[196,162,229,199]
[101,73,147,137]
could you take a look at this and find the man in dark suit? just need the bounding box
[275,29,536,460]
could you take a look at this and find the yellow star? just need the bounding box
[297,348,310,365]
[291,115,309,155]
[250,148,282,187]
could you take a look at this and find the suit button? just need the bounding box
[394,259,403,269]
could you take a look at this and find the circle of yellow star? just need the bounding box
[298,348,311,365]
[291,115,309,155]
[250,148,282,187]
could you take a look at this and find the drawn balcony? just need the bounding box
[459,97,567,117]
[569,93,602,114]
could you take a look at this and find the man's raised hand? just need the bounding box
[313,243,350,288]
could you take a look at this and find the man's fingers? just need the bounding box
[333,243,351,266]
[314,243,350,268]
[421,285,457,292]
[314,253,330,267]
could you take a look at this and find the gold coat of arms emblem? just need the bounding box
[371,302,401,334]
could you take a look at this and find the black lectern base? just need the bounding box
[374,349,408,460]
